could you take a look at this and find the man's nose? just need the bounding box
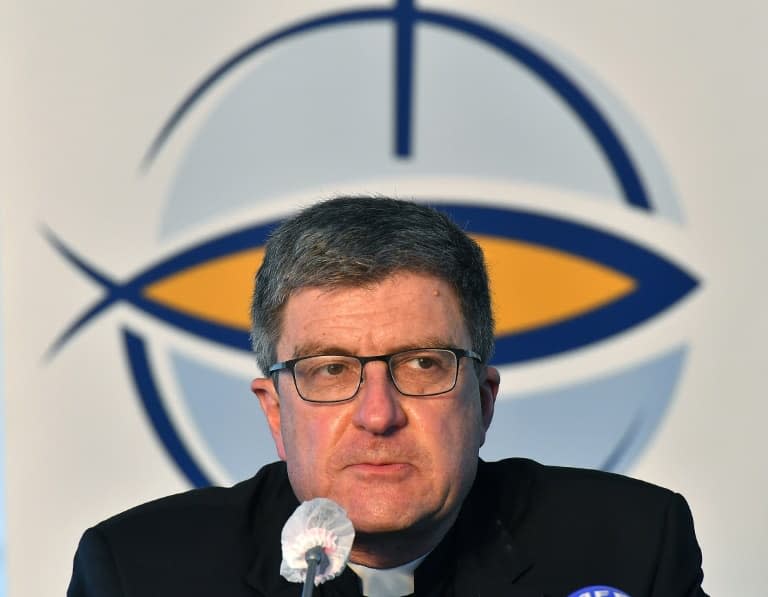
[351,361,407,434]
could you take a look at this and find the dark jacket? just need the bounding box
[68,458,707,596]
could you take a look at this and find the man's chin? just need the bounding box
[291,469,430,528]
[348,515,413,536]
[342,499,438,537]
[328,472,445,534]
[346,503,456,567]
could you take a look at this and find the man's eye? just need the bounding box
[402,355,440,370]
[323,363,347,376]
[298,358,353,380]
[307,359,353,378]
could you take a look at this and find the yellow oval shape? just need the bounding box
[143,236,635,336]
[144,248,263,329]
[475,234,636,334]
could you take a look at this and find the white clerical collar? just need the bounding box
[347,553,429,597]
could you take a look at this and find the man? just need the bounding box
[69,196,708,596]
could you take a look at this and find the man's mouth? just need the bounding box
[345,462,414,476]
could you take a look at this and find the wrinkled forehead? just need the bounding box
[275,273,471,357]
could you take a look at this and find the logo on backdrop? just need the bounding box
[50,0,698,487]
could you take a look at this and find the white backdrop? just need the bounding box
[2,2,767,595]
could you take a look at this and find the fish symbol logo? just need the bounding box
[49,1,700,486]
[47,206,695,366]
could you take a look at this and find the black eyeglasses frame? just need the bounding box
[268,347,482,404]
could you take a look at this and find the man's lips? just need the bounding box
[344,462,414,476]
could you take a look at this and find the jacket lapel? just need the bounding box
[448,459,538,596]
[243,463,303,597]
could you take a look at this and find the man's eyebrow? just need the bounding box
[393,337,458,352]
[291,343,353,359]
[290,337,460,359]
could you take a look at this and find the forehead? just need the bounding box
[276,272,469,358]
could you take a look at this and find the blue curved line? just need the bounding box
[436,204,696,285]
[43,226,118,291]
[600,413,642,471]
[131,296,250,352]
[44,229,123,358]
[46,295,116,360]
[126,220,278,288]
[434,203,699,364]
[141,3,653,211]
[123,328,212,487]
[122,221,277,352]
[417,9,651,211]
[140,7,394,169]
[46,221,277,355]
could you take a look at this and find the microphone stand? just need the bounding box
[301,546,325,597]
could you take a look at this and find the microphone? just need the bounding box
[280,498,355,597]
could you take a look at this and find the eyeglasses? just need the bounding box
[269,348,482,403]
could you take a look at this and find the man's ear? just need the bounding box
[251,377,286,460]
[478,366,500,443]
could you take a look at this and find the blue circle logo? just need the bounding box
[568,586,631,597]
[48,1,698,486]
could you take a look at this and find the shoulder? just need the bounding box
[477,458,701,563]
[480,457,677,505]
[472,459,705,594]
[477,457,695,548]
[96,460,291,536]
[67,463,297,597]
[79,461,295,574]
[69,462,296,595]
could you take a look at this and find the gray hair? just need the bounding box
[250,196,494,374]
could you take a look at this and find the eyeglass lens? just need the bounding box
[292,349,459,402]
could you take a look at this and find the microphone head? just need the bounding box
[280,497,355,585]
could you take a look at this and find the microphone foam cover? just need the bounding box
[280,497,355,585]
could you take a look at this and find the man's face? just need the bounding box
[252,271,498,542]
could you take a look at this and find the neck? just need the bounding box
[348,512,456,568]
